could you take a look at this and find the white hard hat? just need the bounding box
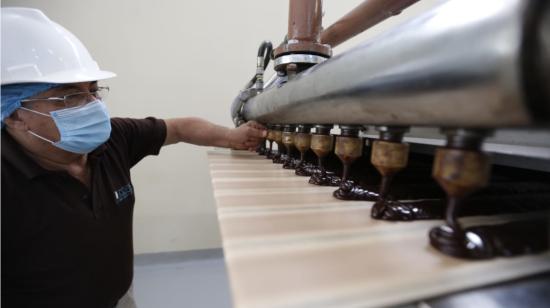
[1,7,116,85]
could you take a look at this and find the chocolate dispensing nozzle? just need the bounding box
[370,126,410,218]
[294,124,315,176]
[332,125,382,200]
[282,124,298,169]
[309,124,340,186]
[256,124,269,156]
[334,125,363,183]
[256,140,267,156]
[272,125,285,164]
[333,125,365,199]
[265,124,276,159]
[429,129,493,259]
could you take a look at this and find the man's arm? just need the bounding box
[163,117,267,150]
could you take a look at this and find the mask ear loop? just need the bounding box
[18,107,56,144]
[27,130,55,144]
[19,106,52,118]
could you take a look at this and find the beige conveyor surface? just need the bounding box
[207,149,550,308]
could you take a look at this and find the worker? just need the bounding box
[1,7,266,308]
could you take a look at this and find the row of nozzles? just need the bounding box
[259,123,522,259]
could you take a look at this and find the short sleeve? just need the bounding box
[109,117,167,168]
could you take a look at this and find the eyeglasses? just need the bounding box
[21,86,110,108]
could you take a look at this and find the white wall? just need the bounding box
[2,0,440,254]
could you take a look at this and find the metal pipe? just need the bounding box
[321,0,420,48]
[243,0,550,128]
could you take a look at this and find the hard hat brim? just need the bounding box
[1,69,116,85]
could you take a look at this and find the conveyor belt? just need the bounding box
[207,149,550,308]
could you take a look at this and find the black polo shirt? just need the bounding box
[1,117,167,308]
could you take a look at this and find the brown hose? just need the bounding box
[321,0,420,48]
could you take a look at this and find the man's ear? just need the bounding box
[4,110,29,131]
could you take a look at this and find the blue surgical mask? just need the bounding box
[19,100,112,154]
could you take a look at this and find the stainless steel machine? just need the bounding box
[229,0,550,305]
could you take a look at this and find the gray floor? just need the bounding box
[133,250,233,308]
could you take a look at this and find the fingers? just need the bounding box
[227,122,268,150]
[244,125,267,139]
[242,121,267,138]
[246,121,267,131]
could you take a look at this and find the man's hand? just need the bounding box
[164,117,267,149]
[226,121,267,151]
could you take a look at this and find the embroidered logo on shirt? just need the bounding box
[114,183,134,205]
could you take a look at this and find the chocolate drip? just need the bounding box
[283,157,300,169]
[429,216,550,259]
[295,162,317,176]
[333,180,379,201]
[282,146,301,169]
[372,199,443,220]
[378,175,394,200]
[332,161,354,193]
[295,150,317,176]
[308,156,341,186]
[272,153,285,164]
[309,172,341,186]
